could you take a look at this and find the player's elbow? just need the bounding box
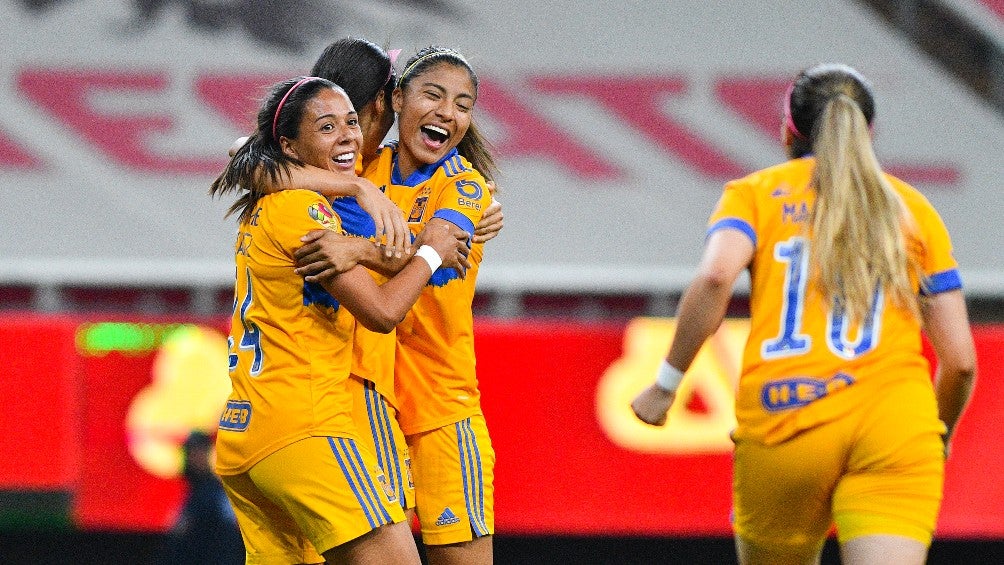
[355,309,403,334]
[944,356,977,388]
[693,267,735,293]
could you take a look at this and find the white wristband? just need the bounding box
[655,360,684,392]
[414,245,443,273]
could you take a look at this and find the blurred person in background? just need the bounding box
[210,75,471,564]
[159,431,243,565]
[631,63,976,565]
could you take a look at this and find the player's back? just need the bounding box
[710,158,957,443]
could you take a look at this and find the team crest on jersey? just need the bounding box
[407,188,432,222]
[373,467,399,504]
[308,202,338,229]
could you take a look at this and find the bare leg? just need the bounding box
[735,534,822,565]
[425,535,493,565]
[323,521,421,565]
[840,535,927,565]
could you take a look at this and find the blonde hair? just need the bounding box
[796,68,919,322]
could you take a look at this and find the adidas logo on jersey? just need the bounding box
[435,507,461,526]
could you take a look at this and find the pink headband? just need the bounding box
[386,48,402,84]
[783,82,807,141]
[272,77,321,141]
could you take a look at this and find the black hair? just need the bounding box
[209,76,340,223]
[310,37,395,114]
[787,63,875,158]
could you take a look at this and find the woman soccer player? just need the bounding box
[631,64,976,565]
[297,45,499,565]
[209,76,470,564]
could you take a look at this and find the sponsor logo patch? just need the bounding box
[218,400,252,431]
[760,373,854,411]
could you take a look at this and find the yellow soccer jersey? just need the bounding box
[215,189,359,475]
[365,144,491,435]
[708,157,962,445]
[330,192,397,408]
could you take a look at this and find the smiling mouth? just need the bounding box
[421,125,449,145]
[333,152,354,165]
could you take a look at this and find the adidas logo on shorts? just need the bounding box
[435,507,461,527]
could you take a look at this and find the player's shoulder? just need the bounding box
[724,158,812,199]
[437,151,481,179]
[883,172,934,209]
[263,188,326,207]
[262,190,340,230]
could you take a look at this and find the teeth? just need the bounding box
[334,153,354,162]
[424,125,448,136]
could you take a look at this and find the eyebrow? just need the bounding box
[314,110,358,123]
[420,81,475,101]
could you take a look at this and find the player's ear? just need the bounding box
[392,87,404,113]
[279,136,298,160]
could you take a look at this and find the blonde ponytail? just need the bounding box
[808,93,918,323]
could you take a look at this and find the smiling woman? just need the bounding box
[206,76,473,565]
[363,46,499,565]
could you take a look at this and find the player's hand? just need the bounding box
[630,384,676,426]
[294,230,361,283]
[228,136,249,157]
[473,189,504,244]
[354,179,409,258]
[416,221,471,278]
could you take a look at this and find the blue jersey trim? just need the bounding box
[433,208,475,238]
[422,210,473,287]
[707,218,756,247]
[392,147,461,186]
[331,197,376,238]
[303,281,340,310]
[921,269,963,296]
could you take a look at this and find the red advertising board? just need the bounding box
[0,314,1001,537]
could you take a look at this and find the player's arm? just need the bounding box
[631,228,754,426]
[295,220,472,282]
[922,289,977,454]
[279,165,409,257]
[229,135,408,256]
[319,225,470,333]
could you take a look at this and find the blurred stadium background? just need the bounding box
[1,0,1002,563]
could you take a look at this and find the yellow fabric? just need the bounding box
[408,415,496,545]
[349,375,414,509]
[707,157,959,444]
[365,145,491,435]
[220,436,406,563]
[732,377,944,550]
[216,190,358,475]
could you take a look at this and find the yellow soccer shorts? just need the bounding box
[219,435,407,565]
[408,414,495,545]
[732,381,945,557]
[349,376,415,510]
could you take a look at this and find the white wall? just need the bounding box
[1,0,1001,295]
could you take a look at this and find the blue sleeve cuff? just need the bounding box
[707,218,756,247]
[432,209,475,239]
[921,269,963,295]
